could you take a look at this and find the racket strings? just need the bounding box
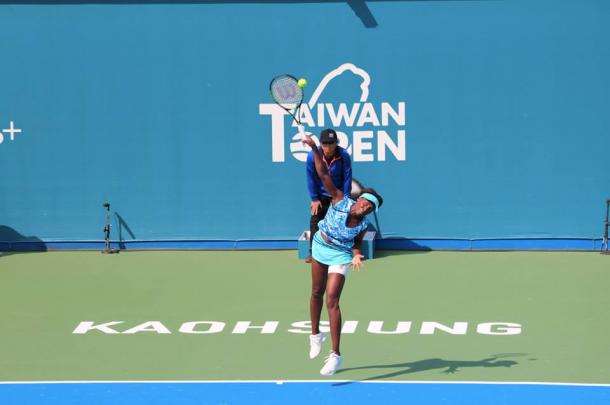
[270,75,303,105]
[270,74,305,125]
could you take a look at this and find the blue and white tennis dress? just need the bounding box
[312,195,369,266]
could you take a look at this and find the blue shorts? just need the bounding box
[312,231,352,267]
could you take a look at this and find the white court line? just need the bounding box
[1,380,610,387]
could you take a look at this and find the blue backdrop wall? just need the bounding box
[1,0,609,247]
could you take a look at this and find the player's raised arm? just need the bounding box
[302,135,344,204]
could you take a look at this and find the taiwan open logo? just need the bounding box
[259,63,407,163]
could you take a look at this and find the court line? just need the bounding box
[2,380,610,387]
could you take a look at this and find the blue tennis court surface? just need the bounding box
[2,381,610,405]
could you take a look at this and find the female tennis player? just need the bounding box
[301,134,383,376]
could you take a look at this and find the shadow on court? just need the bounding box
[0,225,46,257]
[333,356,522,385]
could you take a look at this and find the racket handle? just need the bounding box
[298,125,306,138]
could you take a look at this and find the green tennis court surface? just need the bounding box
[0,251,608,384]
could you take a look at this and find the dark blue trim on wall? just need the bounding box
[0,240,298,252]
[0,238,605,252]
[376,238,605,251]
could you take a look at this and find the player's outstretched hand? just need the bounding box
[301,135,316,149]
[350,254,364,272]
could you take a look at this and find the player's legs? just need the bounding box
[325,272,346,355]
[310,258,328,335]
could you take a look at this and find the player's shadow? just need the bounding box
[333,356,520,385]
[367,215,433,256]
[0,225,46,257]
[373,250,431,259]
[364,217,432,258]
[372,235,433,258]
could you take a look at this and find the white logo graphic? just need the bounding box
[260,63,407,163]
[0,121,22,145]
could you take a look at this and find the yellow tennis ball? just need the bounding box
[298,78,307,88]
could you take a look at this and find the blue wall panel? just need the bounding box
[0,1,609,244]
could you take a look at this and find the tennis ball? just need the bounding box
[298,78,307,88]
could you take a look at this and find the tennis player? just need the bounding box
[305,128,352,263]
[301,134,383,376]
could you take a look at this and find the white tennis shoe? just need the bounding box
[309,332,326,359]
[320,351,342,376]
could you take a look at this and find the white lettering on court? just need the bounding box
[477,322,522,336]
[367,321,412,334]
[122,321,171,334]
[420,322,469,335]
[73,321,124,334]
[71,320,522,335]
[179,321,226,334]
[232,321,279,334]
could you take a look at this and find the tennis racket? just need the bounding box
[270,74,306,137]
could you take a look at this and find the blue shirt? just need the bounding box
[318,195,369,250]
[306,146,352,201]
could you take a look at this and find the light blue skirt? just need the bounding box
[312,231,352,266]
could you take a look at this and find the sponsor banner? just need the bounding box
[260,63,407,163]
